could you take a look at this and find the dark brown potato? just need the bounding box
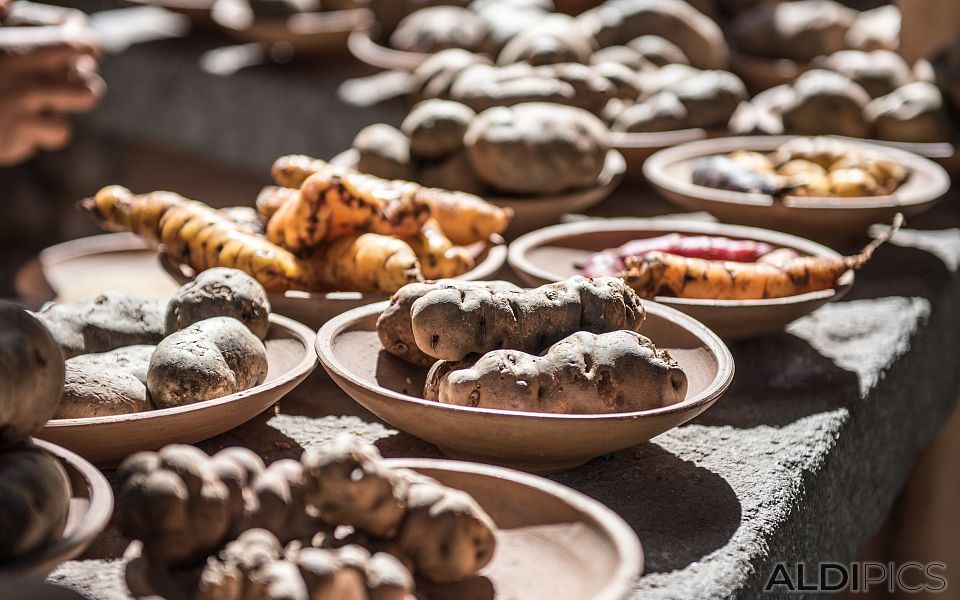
[497,13,596,66]
[589,45,654,72]
[353,124,416,182]
[166,267,271,340]
[627,35,689,67]
[729,0,855,62]
[418,150,487,196]
[611,91,688,132]
[401,99,475,160]
[780,70,872,138]
[866,81,954,143]
[412,49,493,101]
[246,0,318,19]
[390,6,487,53]
[662,69,747,129]
[37,292,166,359]
[464,102,609,195]
[845,4,900,52]
[812,50,913,99]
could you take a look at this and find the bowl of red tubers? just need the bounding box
[643,135,948,244]
[506,218,886,339]
[316,279,734,473]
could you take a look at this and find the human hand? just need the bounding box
[0,14,104,166]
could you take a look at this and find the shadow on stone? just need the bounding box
[550,442,742,575]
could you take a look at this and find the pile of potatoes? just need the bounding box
[376,277,687,414]
[728,0,899,62]
[353,100,610,196]
[119,436,497,599]
[692,137,909,198]
[735,54,956,144]
[0,302,72,564]
[37,268,272,419]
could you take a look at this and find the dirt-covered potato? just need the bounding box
[627,35,689,67]
[425,330,687,413]
[147,316,268,408]
[474,1,551,55]
[729,0,855,62]
[58,345,154,418]
[812,50,913,99]
[464,102,609,195]
[611,91,687,132]
[497,13,596,66]
[390,6,486,53]
[0,302,64,447]
[418,150,487,196]
[591,61,642,100]
[401,99,474,160]
[866,81,954,143]
[661,69,747,129]
[635,63,701,100]
[537,62,616,113]
[845,4,899,52]
[412,49,492,101]
[780,70,872,138]
[166,267,271,340]
[0,441,72,562]
[445,62,574,112]
[353,124,416,182]
[38,292,166,359]
[577,0,728,69]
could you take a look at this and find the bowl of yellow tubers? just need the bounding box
[316,292,734,474]
[508,218,863,339]
[0,439,113,578]
[644,135,949,244]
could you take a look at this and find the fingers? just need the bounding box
[0,37,101,76]
[23,114,71,151]
[18,74,104,114]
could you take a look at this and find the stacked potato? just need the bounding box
[353,100,610,196]
[38,268,272,418]
[0,302,72,563]
[119,436,497,599]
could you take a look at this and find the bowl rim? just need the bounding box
[315,299,735,422]
[0,439,114,576]
[643,135,951,211]
[384,457,644,600]
[347,24,436,71]
[507,217,854,307]
[42,313,318,428]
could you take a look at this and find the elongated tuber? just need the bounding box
[410,276,646,361]
[83,186,310,293]
[305,233,423,293]
[405,218,474,280]
[425,330,687,414]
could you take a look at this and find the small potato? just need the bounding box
[626,35,689,67]
[401,99,475,160]
[662,70,747,129]
[589,45,654,72]
[779,161,830,197]
[812,50,912,99]
[611,91,688,133]
[413,49,492,101]
[538,62,616,114]
[865,81,954,144]
[845,4,900,52]
[497,13,596,66]
[828,168,882,197]
[166,267,271,339]
[390,6,486,53]
[448,63,576,112]
[58,345,155,418]
[831,153,907,193]
[591,61,642,101]
[777,159,826,178]
[147,317,268,409]
[38,292,166,359]
[474,2,551,55]
[353,124,416,182]
[636,63,700,100]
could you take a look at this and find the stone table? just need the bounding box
[33,8,960,597]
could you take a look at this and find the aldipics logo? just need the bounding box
[764,562,948,593]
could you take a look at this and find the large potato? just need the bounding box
[729,0,855,62]
[464,102,609,194]
[58,345,155,418]
[38,292,166,359]
[0,302,64,447]
[147,317,268,408]
[662,69,747,129]
[497,13,596,66]
[166,267,271,339]
[812,50,913,99]
[390,6,486,53]
[866,82,954,143]
[780,70,872,138]
[447,62,576,112]
[577,0,728,69]
[401,99,475,160]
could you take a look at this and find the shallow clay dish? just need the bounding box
[163,235,508,329]
[333,148,626,236]
[0,439,113,578]
[644,135,950,243]
[316,300,733,473]
[347,25,433,71]
[125,458,641,600]
[212,0,371,55]
[508,218,853,339]
[38,313,317,467]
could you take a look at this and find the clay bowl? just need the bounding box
[332,148,627,236]
[38,313,317,467]
[14,232,181,304]
[508,218,853,339]
[643,135,950,244]
[0,439,113,578]
[162,235,508,329]
[729,51,808,93]
[211,0,371,56]
[315,301,734,473]
[347,25,433,71]
[124,458,642,600]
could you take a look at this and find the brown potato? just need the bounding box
[729,0,855,62]
[497,13,596,66]
[812,49,913,99]
[166,267,271,340]
[353,124,416,181]
[389,6,486,53]
[401,99,474,160]
[626,35,689,67]
[412,48,493,101]
[611,91,688,132]
[866,81,955,143]
[780,70,872,138]
[59,345,155,418]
